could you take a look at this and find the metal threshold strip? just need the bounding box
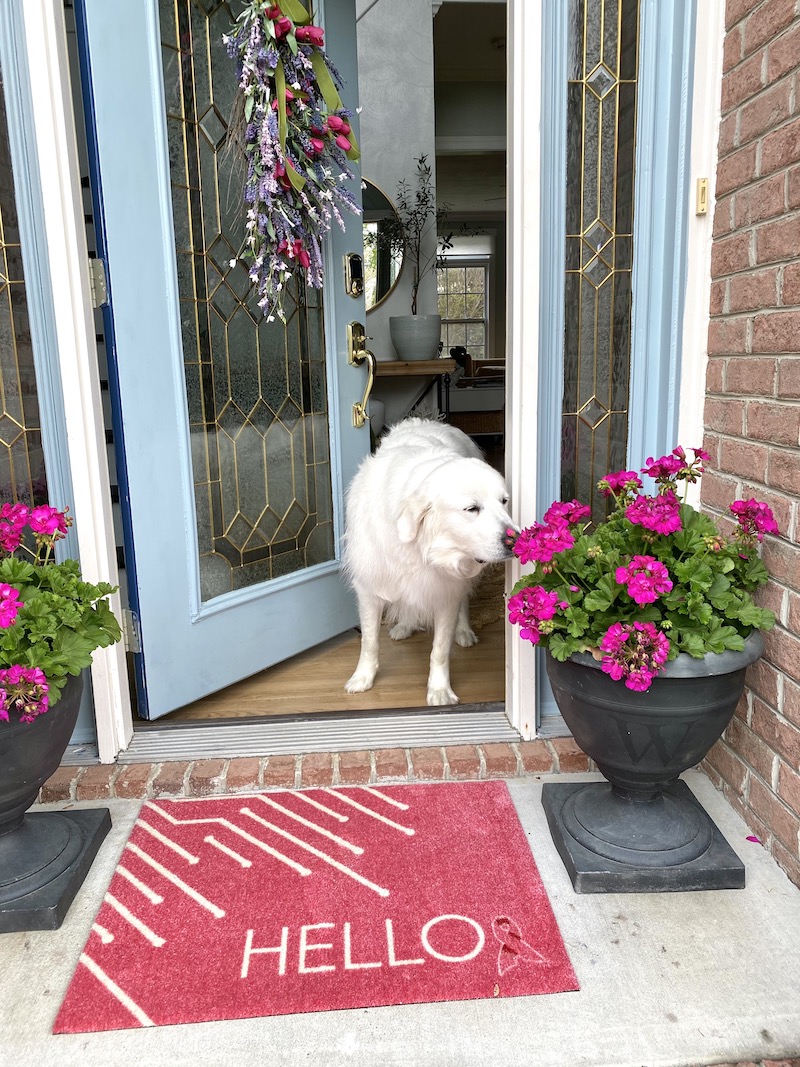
[115,703,520,763]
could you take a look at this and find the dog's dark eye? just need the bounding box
[502,496,509,506]
[465,504,481,514]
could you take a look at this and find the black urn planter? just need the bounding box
[541,632,764,893]
[0,674,111,932]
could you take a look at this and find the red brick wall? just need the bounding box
[702,0,800,888]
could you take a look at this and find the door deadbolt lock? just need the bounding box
[344,252,364,297]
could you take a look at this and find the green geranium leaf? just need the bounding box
[677,631,707,658]
[547,633,572,661]
[564,606,589,638]
[583,589,612,613]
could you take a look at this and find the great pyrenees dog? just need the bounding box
[343,417,515,706]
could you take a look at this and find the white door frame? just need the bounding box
[504,0,543,739]
[19,0,132,762]
[503,0,725,739]
[16,0,724,757]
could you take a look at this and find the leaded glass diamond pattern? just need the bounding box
[578,397,608,429]
[160,0,334,601]
[563,0,640,524]
[0,71,48,504]
[583,254,612,288]
[584,219,613,253]
[586,62,616,98]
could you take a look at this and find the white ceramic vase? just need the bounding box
[388,314,442,361]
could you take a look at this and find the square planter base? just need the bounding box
[542,781,745,893]
[0,808,111,932]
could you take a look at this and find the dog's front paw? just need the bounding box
[427,685,459,706]
[455,625,478,648]
[345,671,376,694]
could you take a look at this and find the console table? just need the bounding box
[373,359,456,419]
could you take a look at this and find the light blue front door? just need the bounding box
[76,0,369,718]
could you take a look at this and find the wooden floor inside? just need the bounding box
[143,619,505,723]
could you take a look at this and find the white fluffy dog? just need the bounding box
[342,418,515,706]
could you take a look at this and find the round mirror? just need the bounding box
[362,179,404,311]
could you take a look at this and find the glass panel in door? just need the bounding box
[161,3,336,600]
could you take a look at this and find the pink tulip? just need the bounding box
[274,163,291,190]
[296,25,324,46]
[266,7,293,37]
[271,87,296,112]
[278,238,310,269]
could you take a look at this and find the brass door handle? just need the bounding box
[352,348,375,428]
[348,321,376,428]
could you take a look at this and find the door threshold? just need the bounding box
[116,703,520,763]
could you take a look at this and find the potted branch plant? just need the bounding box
[506,448,777,893]
[0,503,122,931]
[374,154,452,360]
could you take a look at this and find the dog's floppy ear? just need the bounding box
[396,494,431,543]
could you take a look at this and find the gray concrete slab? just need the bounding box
[1,772,799,1067]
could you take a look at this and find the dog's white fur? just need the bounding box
[343,418,515,706]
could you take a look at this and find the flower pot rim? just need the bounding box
[388,313,442,322]
[561,629,764,679]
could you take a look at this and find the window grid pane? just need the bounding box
[438,263,488,363]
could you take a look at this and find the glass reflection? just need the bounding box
[362,180,403,311]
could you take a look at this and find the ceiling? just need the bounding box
[433,1,507,84]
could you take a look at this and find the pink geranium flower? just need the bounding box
[28,505,69,537]
[513,522,575,565]
[544,499,591,528]
[730,499,779,543]
[598,470,643,497]
[626,490,682,535]
[507,587,566,645]
[641,453,683,481]
[599,621,670,691]
[0,502,29,554]
[615,555,673,605]
[0,665,49,723]
[0,584,22,628]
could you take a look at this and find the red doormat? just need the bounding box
[54,781,578,1033]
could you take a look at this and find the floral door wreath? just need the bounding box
[224,0,361,321]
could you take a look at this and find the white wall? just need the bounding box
[356,0,440,424]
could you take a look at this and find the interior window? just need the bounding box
[437,260,489,363]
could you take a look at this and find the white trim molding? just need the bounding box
[21,0,132,762]
[435,135,507,154]
[505,0,541,739]
[678,0,725,507]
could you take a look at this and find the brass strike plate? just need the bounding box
[696,178,709,216]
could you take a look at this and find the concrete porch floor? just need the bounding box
[2,771,799,1067]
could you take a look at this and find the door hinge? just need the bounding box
[122,608,142,654]
[88,257,108,308]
